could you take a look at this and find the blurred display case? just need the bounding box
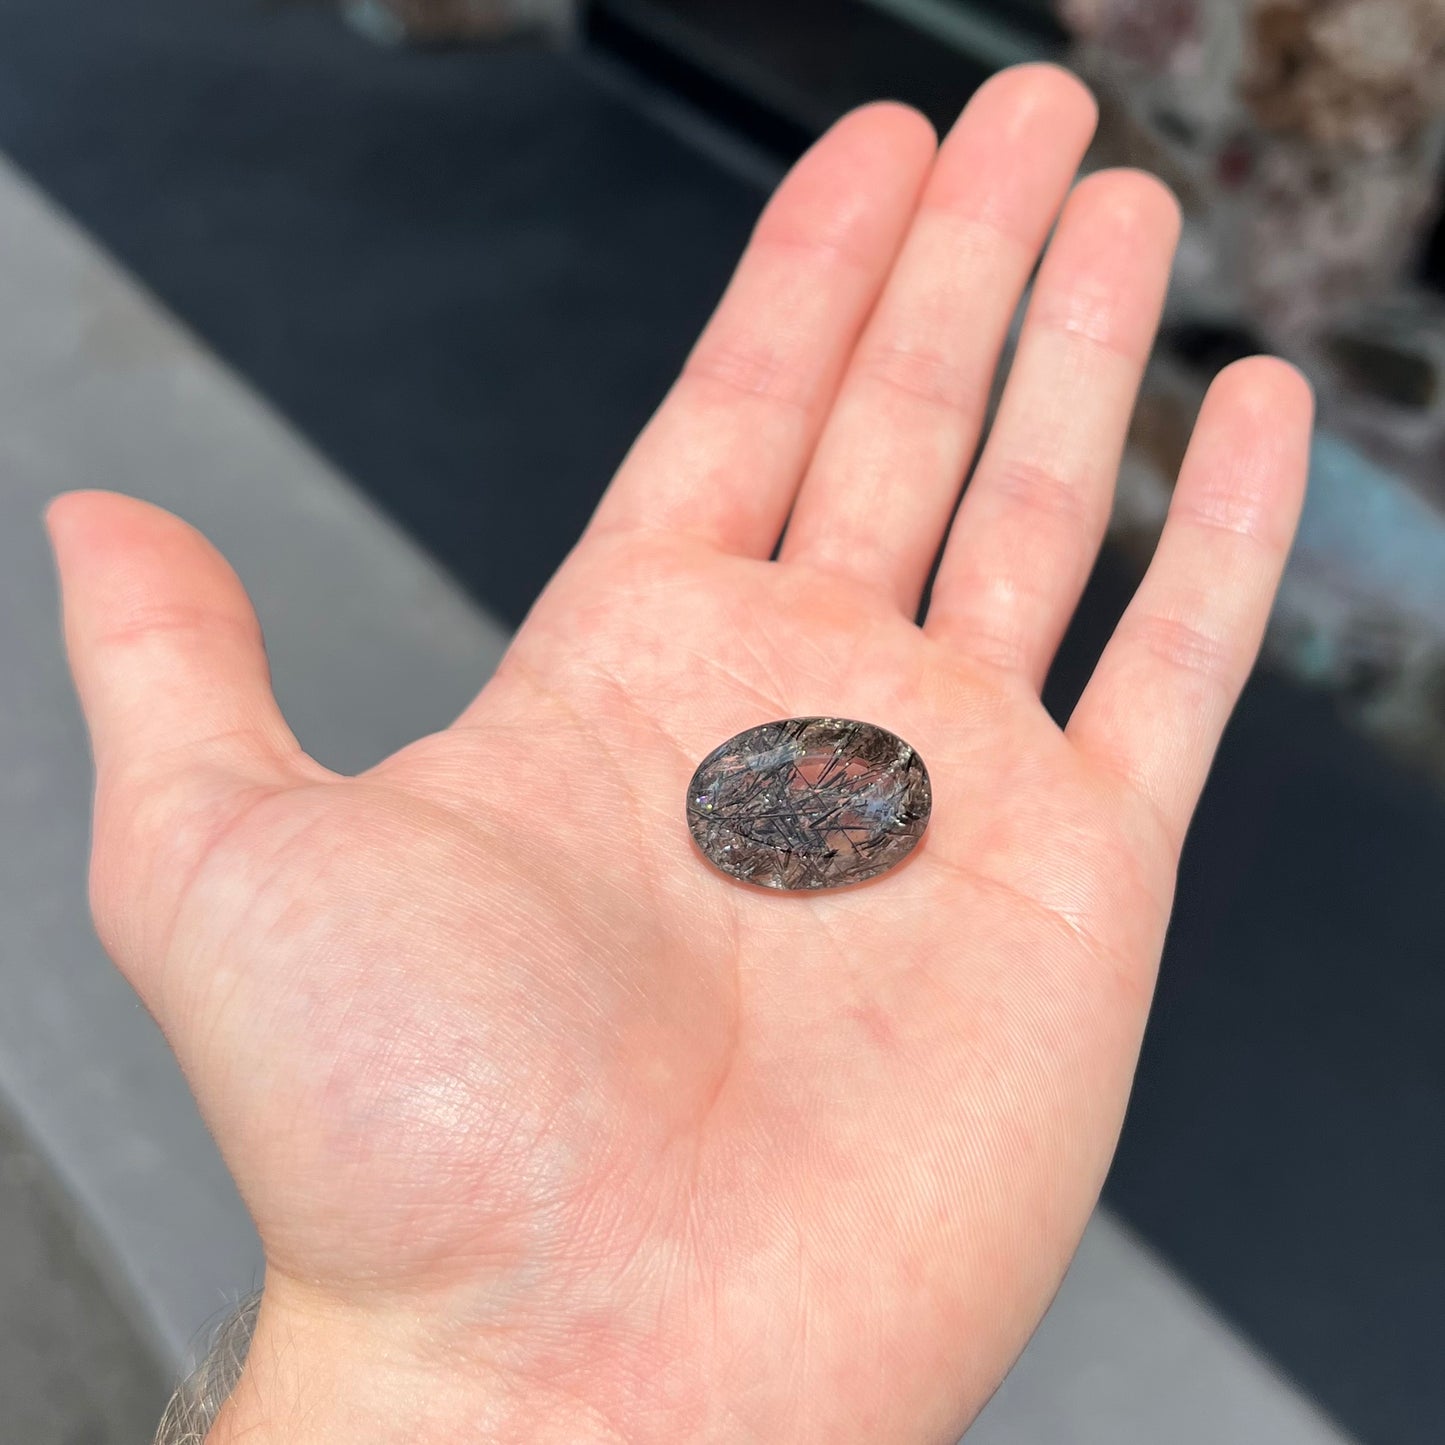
[582,0,1051,145]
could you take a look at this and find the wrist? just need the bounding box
[204,1276,629,1445]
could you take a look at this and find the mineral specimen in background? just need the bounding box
[1060,0,1445,783]
[1062,0,1445,342]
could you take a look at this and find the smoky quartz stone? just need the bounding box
[686,717,931,891]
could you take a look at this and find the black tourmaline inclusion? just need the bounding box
[686,718,931,891]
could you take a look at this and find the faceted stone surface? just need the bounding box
[686,718,932,891]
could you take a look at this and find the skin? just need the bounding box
[48,66,1313,1445]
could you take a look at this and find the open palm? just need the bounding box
[51,67,1311,1445]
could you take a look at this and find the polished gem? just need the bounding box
[686,718,931,890]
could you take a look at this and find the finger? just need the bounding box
[48,490,304,790]
[1067,359,1314,849]
[779,65,1098,612]
[927,169,1181,680]
[588,102,937,556]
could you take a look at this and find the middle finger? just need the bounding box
[778,65,1098,614]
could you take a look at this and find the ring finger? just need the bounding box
[926,167,1181,684]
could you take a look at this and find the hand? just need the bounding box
[49,65,1311,1445]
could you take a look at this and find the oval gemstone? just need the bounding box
[687,718,931,891]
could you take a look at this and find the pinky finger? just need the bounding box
[1067,358,1313,851]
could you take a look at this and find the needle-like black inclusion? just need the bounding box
[686,718,931,890]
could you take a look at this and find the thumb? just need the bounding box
[47,490,314,979]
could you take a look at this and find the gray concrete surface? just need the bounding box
[0,151,511,1372]
[0,151,1353,1440]
[969,1216,1353,1444]
[0,1104,166,1444]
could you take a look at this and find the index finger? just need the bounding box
[587,102,937,557]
